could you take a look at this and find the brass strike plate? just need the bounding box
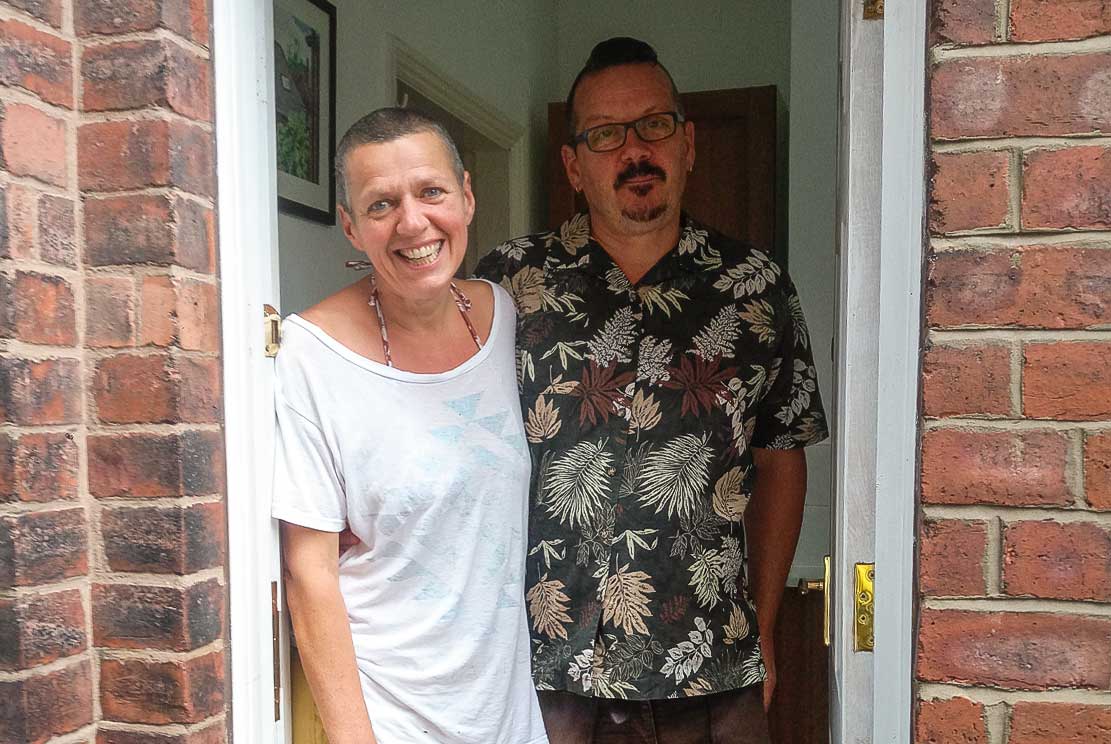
[264,304,281,358]
[864,0,884,20]
[854,563,875,652]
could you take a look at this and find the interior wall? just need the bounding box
[554,0,839,582]
[278,0,558,313]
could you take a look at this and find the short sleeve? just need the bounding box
[270,392,347,532]
[750,273,830,450]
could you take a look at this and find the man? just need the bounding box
[477,38,828,743]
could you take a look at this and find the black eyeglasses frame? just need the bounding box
[568,111,686,153]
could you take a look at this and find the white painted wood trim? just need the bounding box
[213,0,288,741]
[874,1,928,742]
[388,36,531,237]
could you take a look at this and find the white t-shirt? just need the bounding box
[271,282,548,744]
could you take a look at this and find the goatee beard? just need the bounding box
[621,204,668,223]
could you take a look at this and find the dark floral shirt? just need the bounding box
[476,213,828,700]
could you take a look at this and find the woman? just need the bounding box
[271,108,548,744]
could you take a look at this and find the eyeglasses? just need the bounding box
[569,112,684,153]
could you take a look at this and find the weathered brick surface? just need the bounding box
[88,431,225,498]
[0,588,87,670]
[102,502,225,575]
[76,0,211,47]
[0,18,73,107]
[0,508,87,588]
[921,344,1012,417]
[1023,147,1111,231]
[1010,702,1111,744]
[929,150,1010,233]
[921,428,1071,505]
[98,723,228,744]
[1004,520,1111,601]
[918,609,1111,689]
[933,54,1111,140]
[7,0,64,28]
[920,519,988,597]
[1087,432,1111,510]
[0,102,68,187]
[926,246,1111,329]
[78,119,214,196]
[100,651,226,724]
[38,193,76,266]
[0,660,94,743]
[930,0,996,46]
[0,356,81,425]
[1023,342,1111,420]
[915,697,987,744]
[1010,0,1111,43]
[140,275,221,351]
[0,270,77,345]
[93,579,223,651]
[93,353,222,424]
[83,38,211,120]
[86,274,136,347]
[0,182,36,260]
[0,431,79,502]
[85,194,216,271]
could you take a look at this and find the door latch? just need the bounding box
[264,304,281,358]
[855,563,875,652]
[796,555,832,647]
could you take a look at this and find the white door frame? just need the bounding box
[213,1,927,741]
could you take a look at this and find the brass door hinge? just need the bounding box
[864,0,883,20]
[272,580,281,720]
[855,563,875,652]
[264,304,281,358]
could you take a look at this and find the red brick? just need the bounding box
[921,344,1012,417]
[100,651,225,724]
[0,660,93,743]
[1010,702,1111,744]
[102,502,225,574]
[0,431,79,503]
[0,356,81,424]
[0,102,68,187]
[1011,0,1111,42]
[88,430,225,498]
[93,353,222,424]
[0,183,37,260]
[918,609,1111,689]
[930,0,996,46]
[84,194,216,271]
[929,151,1010,234]
[38,193,76,266]
[921,428,1070,506]
[140,276,220,351]
[920,519,988,597]
[93,579,223,651]
[0,508,87,588]
[7,0,64,29]
[140,275,176,346]
[1004,520,1111,601]
[1087,432,1111,510]
[78,119,214,196]
[933,54,1111,140]
[86,274,136,348]
[1023,147,1111,231]
[0,270,77,345]
[0,19,73,107]
[1024,342,1111,420]
[98,722,227,744]
[0,589,86,670]
[177,356,222,423]
[83,39,211,121]
[77,0,211,48]
[915,697,987,744]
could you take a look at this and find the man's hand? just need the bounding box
[760,631,777,711]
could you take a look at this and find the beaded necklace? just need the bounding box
[366,274,482,368]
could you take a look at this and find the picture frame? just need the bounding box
[273,0,337,225]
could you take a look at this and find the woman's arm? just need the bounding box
[281,521,378,744]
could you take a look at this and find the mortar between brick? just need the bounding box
[918,682,1111,705]
[97,639,224,664]
[924,504,1111,525]
[932,33,1111,62]
[933,135,1111,152]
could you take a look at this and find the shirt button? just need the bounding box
[607,467,617,476]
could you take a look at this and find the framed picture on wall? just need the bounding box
[273,0,337,225]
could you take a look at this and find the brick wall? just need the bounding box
[0,1,228,742]
[918,1,1111,742]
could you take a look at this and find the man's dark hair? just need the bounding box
[565,37,684,134]
[335,107,464,212]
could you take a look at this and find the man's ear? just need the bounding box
[561,143,582,193]
[683,119,696,172]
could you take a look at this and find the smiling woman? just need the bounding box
[269,108,549,744]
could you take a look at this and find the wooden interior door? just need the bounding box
[548,86,828,744]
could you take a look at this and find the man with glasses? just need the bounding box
[478,37,827,743]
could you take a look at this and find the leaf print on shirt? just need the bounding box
[738,299,777,346]
[688,548,726,609]
[526,395,562,443]
[723,603,752,645]
[712,249,780,298]
[788,292,811,349]
[587,306,638,367]
[494,235,533,261]
[605,266,632,295]
[542,439,613,529]
[636,335,673,384]
[502,266,546,314]
[691,305,742,360]
[712,466,749,522]
[572,362,635,427]
[662,355,737,418]
[660,617,714,683]
[775,358,818,426]
[560,212,591,255]
[602,563,655,635]
[526,574,573,640]
[637,284,690,317]
[636,433,714,520]
[626,389,662,433]
[602,634,664,685]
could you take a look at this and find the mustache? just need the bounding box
[614,161,667,188]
